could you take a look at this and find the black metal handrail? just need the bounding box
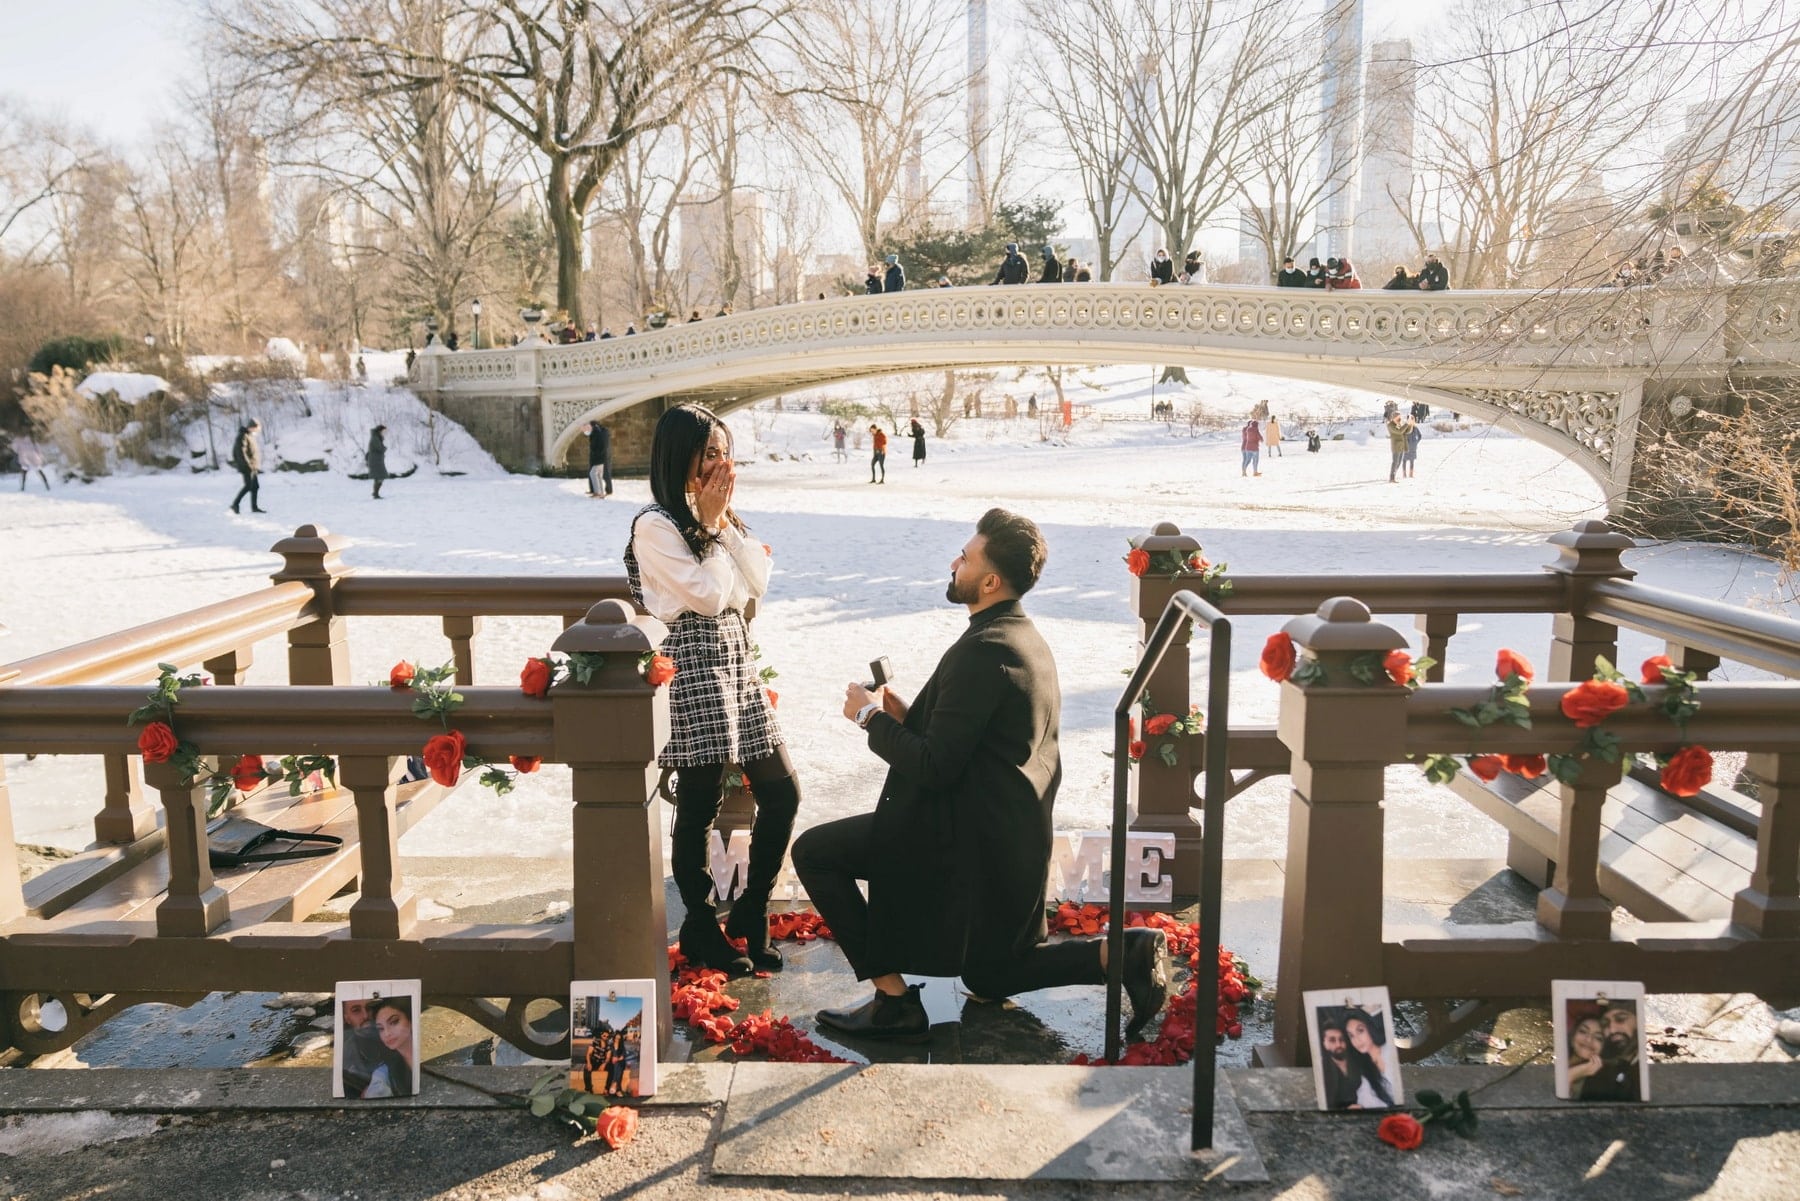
[1105,588,1232,1152]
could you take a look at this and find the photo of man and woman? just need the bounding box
[1554,980,1649,1102]
[1303,986,1406,1111]
[570,979,657,1098]
[332,979,421,1099]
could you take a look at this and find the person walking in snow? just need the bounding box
[884,254,906,293]
[585,420,614,498]
[229,419,265,514]
[869,425,888,483]
[367,425,390,499]
[13,434,49,491]
[1403,418,1422,479]
[1265,414,1283,458]
[1240,418,1263,477]
[1387,413,1411,483]
[909,418,927,467]
[830,422,848,463]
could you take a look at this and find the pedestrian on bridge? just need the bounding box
[884,254,906,292]
[992,243,1030,285]
[866,265,884,295]
[1039,245,1061,283]
[1149,249,1175,285]
[625,404,801,977]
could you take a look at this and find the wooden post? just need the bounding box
[1544,520,1634,683]
[1262,597,1410,1068]
[145,759,229,936]
[342,755,417,939]
[1537,758,1623,939]
[1416,613,1457,683]
[444,616,482,686]
[1128,522,1203,898]
[1664,644,1721,681]
[1734,752,1800,937]
[1260,597,1411,1065]
[270,526,353,686]
[551,599,672,1050]
[95,755,157,844]
[0,760,26,924]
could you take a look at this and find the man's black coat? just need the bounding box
[861,599,1061,978]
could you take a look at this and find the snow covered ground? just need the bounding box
[3,364,1793,865]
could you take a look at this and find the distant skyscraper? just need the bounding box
[1317,0,1365,262]
[967,0,990,226]
[1356,39,1416,263]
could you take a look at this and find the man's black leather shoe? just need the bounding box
[816,985,930,1042]
[1123,927,1172,1040]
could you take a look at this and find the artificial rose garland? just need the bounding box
[1496,649,1534,684]
[1259,632,1297,682]
[389,661,416,690]
[1122,540,1233,599]
[1260,631,1432,690]
[509,755,541,774]
[1125,547,1153,577]
[1660,744,1713,797]
[1560,678,1631,728]
[137,721,179,763]
[422,730,468,787]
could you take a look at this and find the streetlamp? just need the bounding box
[472,298,483,350]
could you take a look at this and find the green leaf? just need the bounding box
[1449,708,1482,729]
[1588,729,1622,762]
[1593,655,1620,681]
[1548,754,1584,785]
[529,1094,556,1117]
[1157,742,1179,768]
[1416,1089,1444,1108]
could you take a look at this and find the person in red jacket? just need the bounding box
[869,425,888,484]
[1241,417,1264,477]
[1325,256,1362,289]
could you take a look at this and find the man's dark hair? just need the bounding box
[648,403,741,557]
[977,508,1047,596]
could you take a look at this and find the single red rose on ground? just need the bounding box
[1128,740,1147,761]
[1468,755,1504,782]
[1640,654,1674,685]
[1384,649,1415,686]
[422,730,467,787]
[137,721,178,763]
[596,1105,639,1150]
[766,687,779,709]
[1560,678,1631,728]
[1145,713,1177,737]
[1501,753,1547,779]
[389,661,415,690]
[509,755,541,773]
[520,657,553,698]
[644,654,677,687]
[230,753,268,792]
[1259,632,1297,682]
[1126,547,1152,577]
[1496,648,1534,683]
[1377,1113,1425,1150]
[1660,745,1713,797]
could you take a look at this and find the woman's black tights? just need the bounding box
[671,747,801,970]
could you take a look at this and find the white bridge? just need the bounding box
[411,281,1800,502]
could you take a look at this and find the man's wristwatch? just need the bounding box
[855,702,880,729]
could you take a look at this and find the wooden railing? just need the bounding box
[1127,518,1800,1065]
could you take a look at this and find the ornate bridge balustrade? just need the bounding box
[413,281,1800,502]
[1127,519,1800,1063]
[0,527,670,1058]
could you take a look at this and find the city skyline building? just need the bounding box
[966,0,991,227]
[1316,0,1366,263]
[1354,38,1417,266]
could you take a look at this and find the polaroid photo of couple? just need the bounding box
[1304,985,1406,1111]
[1554,980,1649,1102]
[332,979,421,1100]
[570,979,658,1099]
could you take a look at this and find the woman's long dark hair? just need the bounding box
[1342,1009,1396,1107]
[648,403,745,558]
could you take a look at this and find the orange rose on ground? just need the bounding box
[1377,1113,1425,1150]
[389,661,415,690]
[1144,713,1177,736]
[596,1105,639,1150]
[644,655,677,687]
[509,755,541,773]
[1126,547,1152,576]
[520,656,553,698]
[1660,745,1713,797]
[1384,650,1415,686]
[1495,649,1534,683]
[423,730,468,786]
[230,753,268,792]
[1560,679,1630,728]
[1259,632,1296,682]
[1640,654,1674,684]
[137,721,179,764]
[1468,755,1504,782]
[1501,753,1547,779]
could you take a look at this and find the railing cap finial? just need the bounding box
[1546,519,1637,580]
[270,525,352,584]
[1135,522,1200,554]
[1284,595,1409,653]
[551,599,668,656]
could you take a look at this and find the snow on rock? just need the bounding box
[0,1112,162,1157]
[75,372,170,406]
[264,337,305,367]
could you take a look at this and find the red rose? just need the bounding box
[1495,649,1534,683]
[644,654,677,687]
[1384,649,1415,686]
[1560,679,1630,728]
[1660,745,1713,797]
[509,755,541,773]
[230,753,268,792]
[1259,632,1297,682]
[1186,552,1210,571]
[1468,755,1504,782]
[1501,753,1547,779]
[761,543,772,556]
[1126,547,1152,577]
[389,661,415,690]
[1640,654,1674,685]
[1128,740,1147,761]
[1377,1113,1425,1150]
[1144,713,1177,736]
[520,656,553,698]
[596,1105,638,1150]
[137,721,178,764]
[422,730,467,787]
[765,687,779,709]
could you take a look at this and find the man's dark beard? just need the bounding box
[1604,1031,1634,1058]
[946,573,978,605]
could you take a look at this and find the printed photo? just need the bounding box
[570,979,658,1098]
[332,979,422,1100]
[1303,986,1406,1112]
[1554,980,1649,1102]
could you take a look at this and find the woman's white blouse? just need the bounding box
[633,510,771,622]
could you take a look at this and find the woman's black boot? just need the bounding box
[672,767,753,975]
[724,773,800,971]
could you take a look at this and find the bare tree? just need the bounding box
[1239,39,1334,281]
[118,132,217,351]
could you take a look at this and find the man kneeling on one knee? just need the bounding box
[793,508,1172,1041]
